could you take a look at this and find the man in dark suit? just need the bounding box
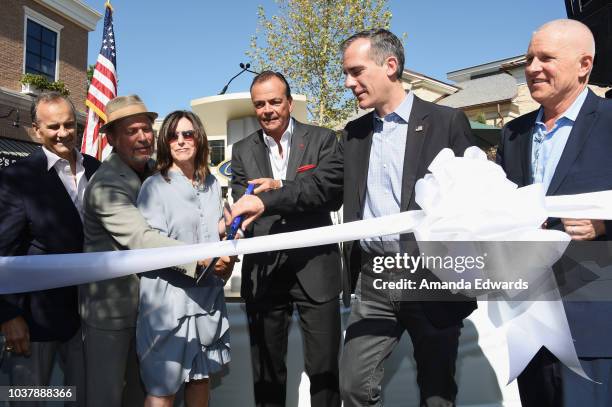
[496,19,612,407]
[231,30,476,407]
[0,92,100,406]
[336,29,476,407]
[231,71,342,407]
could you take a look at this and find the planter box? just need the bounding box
[21,83,41,96]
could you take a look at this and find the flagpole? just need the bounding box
[97,128,103,158]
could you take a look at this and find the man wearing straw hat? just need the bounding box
[80,95,199,407]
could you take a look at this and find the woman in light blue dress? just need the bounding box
[136,110,235,407]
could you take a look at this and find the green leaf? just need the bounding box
[246,0,392,127]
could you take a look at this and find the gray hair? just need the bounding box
[341,28,405,80]
[30,91,77,124]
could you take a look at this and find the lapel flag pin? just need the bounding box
[415,125,423,132]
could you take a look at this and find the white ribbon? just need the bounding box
[1,147,611,383]
[0,211,425,294]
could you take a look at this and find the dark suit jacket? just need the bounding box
[254,98,476,325]
[496,89,612,357]
[0,148,100,341]
[341,95,477,328]
[231,119,342,303]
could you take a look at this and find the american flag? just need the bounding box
[81,1,117,160]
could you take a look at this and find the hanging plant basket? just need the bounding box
[19,74,69,97]
[20,82,41,96]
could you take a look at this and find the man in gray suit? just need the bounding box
[80,95,200,407]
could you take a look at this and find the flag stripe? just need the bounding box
[92,70,116,95]
[81,108,100,154]
[97,55,117,78]
[85,95,108,119]
[88,83,111,106]
[94,61,117,89]
[85,100,106,122]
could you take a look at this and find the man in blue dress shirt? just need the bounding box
[496,19,612,407]
[229,29,477,407]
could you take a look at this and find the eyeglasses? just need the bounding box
[168,130,196,142]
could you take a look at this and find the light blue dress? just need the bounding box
[136,170,230,396]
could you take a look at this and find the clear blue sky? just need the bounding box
[85,0,567,118]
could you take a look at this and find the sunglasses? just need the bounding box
[168,130,196,141]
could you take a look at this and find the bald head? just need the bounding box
[534,19,595,57]
[525,19,595,116]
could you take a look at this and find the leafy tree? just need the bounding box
[87,64,95,88]
[248,0,392,127]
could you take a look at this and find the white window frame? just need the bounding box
[23,6,63,82]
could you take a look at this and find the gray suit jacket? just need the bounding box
[79,152,195,330]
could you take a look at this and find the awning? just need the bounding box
[0,137,40,167]
[469,120,501,148]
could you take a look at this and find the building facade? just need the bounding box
[401,68,460,102]
[0,0,100,167]
[440,55,611,127]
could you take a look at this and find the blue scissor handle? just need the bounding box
[227,183,255,240]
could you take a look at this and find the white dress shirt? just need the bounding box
[42,147,88,219]
[262,118,293,180]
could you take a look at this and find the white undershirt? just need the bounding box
[42,147,88,220]
[262,118,293,180]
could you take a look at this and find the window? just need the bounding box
[209,140,225,166]
[23,7,62,81]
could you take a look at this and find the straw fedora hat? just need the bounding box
[100,95,158,132]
